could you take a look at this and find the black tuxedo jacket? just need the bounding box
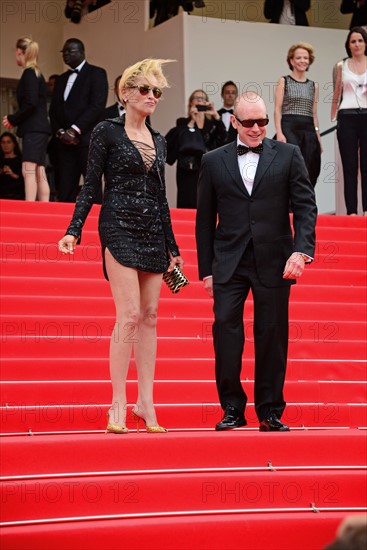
[8,68,50,137]
[196,138,317,287]
[217,108,237,143]
[49,62,108,146]
[103,103,121,119]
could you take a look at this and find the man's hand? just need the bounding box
[283,253,305,280]
[203,276,213,297]
[56,128,80,145]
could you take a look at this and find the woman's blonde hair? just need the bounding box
[16,37,40,76]
[287,42,315,71]
[119,58,174,101]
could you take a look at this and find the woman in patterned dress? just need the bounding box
[58,59,184,434]
[274,42,321,187]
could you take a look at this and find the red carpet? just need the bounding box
[0,200,366,550]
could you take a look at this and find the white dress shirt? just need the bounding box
[64,60,86,101]
[236,137,261,195]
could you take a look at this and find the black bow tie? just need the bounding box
[237,143,263,155]
[69,69,79,74]
[223,109,233,114]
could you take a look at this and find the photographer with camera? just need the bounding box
[165,89,226,208]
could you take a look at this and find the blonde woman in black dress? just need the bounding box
[274,42,321,187]
[3,37,50,201]
[58,59,183,434]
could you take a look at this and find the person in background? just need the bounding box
[217,80,238,143]
[64,0,111,24]
[331,26,367,215]
[196,92,317,433]
[264,0,310,25]
[58,59,183,434]
[324,514,367,550]
[104,75,125,118]
[2,37,50,201]
[340,1,367,30]
[0,132,25,200]
[274,42,321,187]
[49,38,108,203]
[165,89,226,208]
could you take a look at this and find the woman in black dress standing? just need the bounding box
[3,37,50,201]
[58,59,184,434]
[165,89,226,208]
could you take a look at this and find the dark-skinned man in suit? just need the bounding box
[49,38,108,203]
[196,92,317,432]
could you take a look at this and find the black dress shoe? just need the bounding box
[259,413,290,432]
[215,406,247,431]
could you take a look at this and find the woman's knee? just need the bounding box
[140,308,158,329]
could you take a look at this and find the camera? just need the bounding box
[197,105,209,112]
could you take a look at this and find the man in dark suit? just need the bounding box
[217,80,238,143]
[196,92,317,432]
[49,38,108,202]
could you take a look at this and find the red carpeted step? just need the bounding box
[1,380,366,406]
[1,200,366,549]
[1,403,366,433]
[0,512,360,550]
[1,431,365,476]
[2,334,365,361]
[2,470,365,523]
[2,295,366,322]
[2,314,365,343]
[2,274,366,302]
[1,357,366,382]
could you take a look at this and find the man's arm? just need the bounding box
[195,154,217,281]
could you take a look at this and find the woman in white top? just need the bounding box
[331,26,367,215]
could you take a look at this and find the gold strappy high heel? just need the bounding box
[106,410,129,434]
[131,410,167,433]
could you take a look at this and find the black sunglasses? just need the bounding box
[127,84,162,99]
[235,116,269,128]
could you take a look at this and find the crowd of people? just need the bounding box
[2,27,366,214]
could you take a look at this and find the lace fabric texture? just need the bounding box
[66,117,180,278]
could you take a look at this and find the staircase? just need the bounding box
[1,200,366,550]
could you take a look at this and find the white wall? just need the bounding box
[1,2,350,211]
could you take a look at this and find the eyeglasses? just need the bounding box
[127,85,162,99]
[235,116,269,128]
[192,96,206,101]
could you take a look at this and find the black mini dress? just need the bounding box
[66,116,180,279]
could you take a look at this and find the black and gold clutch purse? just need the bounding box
[163,266,189,294]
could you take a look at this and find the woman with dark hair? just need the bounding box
[2,37,50,201]
[165,89,226,208]
[331,26,367,215]
[274,41,321,187]
[0,132,25,200]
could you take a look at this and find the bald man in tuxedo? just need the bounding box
[196,92,317,432]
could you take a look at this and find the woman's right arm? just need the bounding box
[274,76,286,142]
[331,61,343,122]
[59,122,108,252]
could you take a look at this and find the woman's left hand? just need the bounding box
[205,101,220,119]
[2,116,13,130]
[167,253,184,272]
